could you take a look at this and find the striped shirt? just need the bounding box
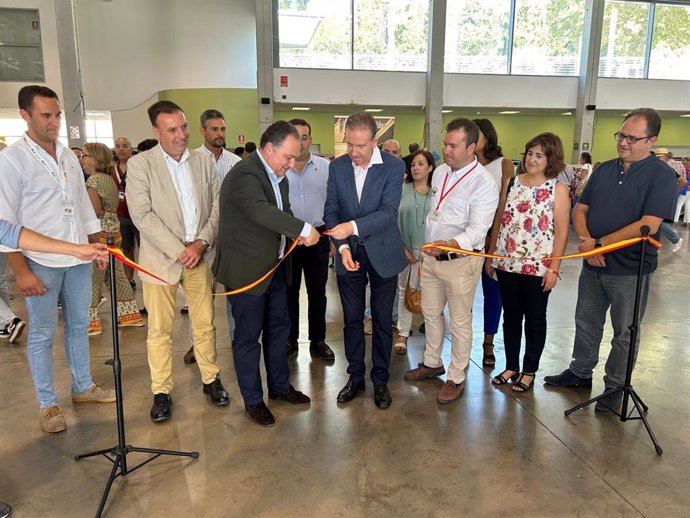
[196,145,241,185]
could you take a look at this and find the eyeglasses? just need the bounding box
[614,132,650,145]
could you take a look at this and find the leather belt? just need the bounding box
[435,249,480,261]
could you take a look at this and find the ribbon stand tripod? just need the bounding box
[75,239,199,517]
[564,226,663,455]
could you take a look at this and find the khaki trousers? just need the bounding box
[420,254,483,384]
[143,262,219,394]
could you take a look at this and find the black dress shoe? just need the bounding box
[183,345,196,364]
[268,385,311,405]
[150,393,172,422]
[139,307,148,315]
[286,340,299,358]
[374,384,392,409]
[203,378,230,406]
[337,379,365,403]
[309,340,335,362]
[245,401,275,427]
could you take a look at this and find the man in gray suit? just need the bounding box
[324,112,407,409]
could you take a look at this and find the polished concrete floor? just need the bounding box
[1,226,689,518]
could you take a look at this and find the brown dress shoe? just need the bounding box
[183,345,196,364]
[404,362,445,381]
[437,379,464,404]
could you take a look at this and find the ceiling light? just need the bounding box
[441,109,453,114]
[561,112,572,115]
[680,113,690,118]
[291,107,310,111]
[499,111,520,115]
[365,108,383,112]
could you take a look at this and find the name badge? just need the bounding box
[429,210,441,221]
[63,201,75,222]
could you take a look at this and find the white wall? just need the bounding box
[597,78,690,111]
[0,0,62,109]
[75,0,257,111]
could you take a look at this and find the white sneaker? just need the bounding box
[672,237,683,252]
[0,318,26,343]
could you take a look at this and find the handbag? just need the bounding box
[404,267,423,315]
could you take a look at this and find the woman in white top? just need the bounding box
[572,152,592,205]
[473,119,514,368]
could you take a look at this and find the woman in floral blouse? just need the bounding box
[485,133,570,392]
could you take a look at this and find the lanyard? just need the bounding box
[435,160,478,211]
[23,135,69,199]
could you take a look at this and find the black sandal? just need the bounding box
[482,343,496,367]
[491,370,519,385]
[512,373,535,393]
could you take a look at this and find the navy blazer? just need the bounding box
[323,151,407,279]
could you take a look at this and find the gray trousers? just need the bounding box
[569,266,651,388]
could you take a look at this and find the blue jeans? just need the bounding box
[481,269,502,335]
[569,267,651,388]
[24,259,94,408]
[658,222,679,244]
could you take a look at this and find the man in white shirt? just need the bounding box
[0,85,116,434]
[127,101,229,423]
[404,118,499,403]
[181,109,242,365]
[285,118,334,362]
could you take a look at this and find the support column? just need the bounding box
[424,0,446,156]
[255,0,274,135]
[54,0,85,148]
[572,0,605,163]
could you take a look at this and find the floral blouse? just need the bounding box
[492,176,557,277]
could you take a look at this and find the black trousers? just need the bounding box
[287,235,330,343]
[229,263,291,406]
[337,246,397,385]
[495,269,551,374]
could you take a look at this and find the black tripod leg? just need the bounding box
[75,446,116,461]
[564,387,620,416]
[130,446,199,458]
[95,454,122,518]
[628,390,663,455]
[631,389,649,412]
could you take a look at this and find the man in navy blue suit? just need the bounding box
[324,113,407,409]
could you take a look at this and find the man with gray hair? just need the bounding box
[382,138,401,158]
[112,136,139,289]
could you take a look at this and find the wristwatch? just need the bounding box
[200,239,211,249]
[594,238,603,248]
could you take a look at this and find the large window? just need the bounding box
[0,110,113,148]
[648,3,690,80]
[444,0,511,74]
[276,0,429,71]
[0,8,45,82]
[599,1,650,78]
[512,0,585,76]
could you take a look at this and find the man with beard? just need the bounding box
[182,109,242,365]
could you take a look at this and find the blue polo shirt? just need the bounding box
[579,154,676,274]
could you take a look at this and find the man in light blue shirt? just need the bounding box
[285,119,334,362]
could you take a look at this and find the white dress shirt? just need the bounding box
[161,148,198,243]
[196,145,241,185]
[286,153,330,227]
[342,146,384,248]
[426,159,499,251]
[0,133,101,267]
[257,150,312,258]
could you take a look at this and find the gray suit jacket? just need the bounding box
[213,152,305,295]
[127,145,219,285]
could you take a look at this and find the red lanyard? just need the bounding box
[435,161,478,211]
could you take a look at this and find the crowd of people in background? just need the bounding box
[0,85,685,439]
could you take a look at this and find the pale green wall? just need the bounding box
[158,88,690,163]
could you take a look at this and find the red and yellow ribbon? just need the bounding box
[106,239,300,296]
[420,236,661,261]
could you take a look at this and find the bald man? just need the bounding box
[382,139,401,158]
[112,136,139,288]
